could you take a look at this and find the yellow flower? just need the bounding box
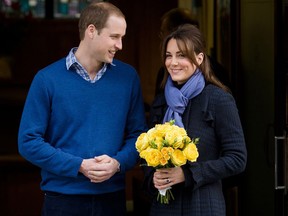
[164,125,187,149]
[161,147,174,160]
[154,137,165,150]
[146,127,157,139]
[159,156,168,166]
[135,132,149,152]
[139,147,153,159]
[135,120,200,204]
[183,135,191,145]
[183,143,199,162]
[170,149,187,166]
[145,148,162,167]
[149,125,166,138]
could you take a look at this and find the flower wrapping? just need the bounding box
[135,120,199,204]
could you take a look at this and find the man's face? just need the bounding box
[92,15,127,64]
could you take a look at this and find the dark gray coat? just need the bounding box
[143,84,247,216]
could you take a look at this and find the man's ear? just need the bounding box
[87,24,96,39]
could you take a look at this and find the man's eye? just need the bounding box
[111,35,121,40]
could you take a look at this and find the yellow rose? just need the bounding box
[161,147,174,160]
[159,157,168,166]
[139,147,151,159]
[135,133,149,152]
[172,125,187,135]
[155,137,165,150]
[170,149,187,166]
[136,120,199,169]
[154,123,172,139]
[165,126,187,149]
[159,122,173,132]
[146,128,156,139]
[145,148,162,167]
[183,135,191,145]
[183,143,199,162]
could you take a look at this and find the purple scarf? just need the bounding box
[163,69,205,128]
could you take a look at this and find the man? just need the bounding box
[18,2,147,216]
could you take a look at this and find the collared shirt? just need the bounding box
[66,47,108,83]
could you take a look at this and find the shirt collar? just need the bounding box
[66,47,116,70]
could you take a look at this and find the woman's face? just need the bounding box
[165,38,201,85]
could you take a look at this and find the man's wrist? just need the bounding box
[115,160,121,172]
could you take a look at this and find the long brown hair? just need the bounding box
[161,24,230,93]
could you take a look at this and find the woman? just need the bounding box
[143,24,247,216]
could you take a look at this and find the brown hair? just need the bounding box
[160,8,199,40]
[161,24,230,92]
[78,2,125,40]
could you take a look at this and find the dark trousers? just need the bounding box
[42,190,126,216]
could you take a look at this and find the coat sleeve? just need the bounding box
[189,88,247,190]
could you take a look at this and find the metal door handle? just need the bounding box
[275,136,286,191]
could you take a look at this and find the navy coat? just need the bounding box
[143,84,247,216]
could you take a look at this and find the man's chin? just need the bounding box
[105,57,113,64]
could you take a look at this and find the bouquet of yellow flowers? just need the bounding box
[135,120,199,204]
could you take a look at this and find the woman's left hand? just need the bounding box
[153,167,185,190]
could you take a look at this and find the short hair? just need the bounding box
[78,2,125,40]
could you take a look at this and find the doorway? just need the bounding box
[274,0,288,215]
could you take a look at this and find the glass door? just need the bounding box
[274,0,288,215]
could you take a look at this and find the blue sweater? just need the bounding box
[18,58,147,195]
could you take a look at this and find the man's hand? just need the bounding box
[79,155,120,183]
[79,158,100,179]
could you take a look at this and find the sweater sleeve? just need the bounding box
[113,71,148,172]
[18,71,83,178]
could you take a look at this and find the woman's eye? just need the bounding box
[178,53,185,58]
[165,54,172,59]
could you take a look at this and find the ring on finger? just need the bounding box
[166,178,170,183]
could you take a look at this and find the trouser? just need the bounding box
[42,190,126,216]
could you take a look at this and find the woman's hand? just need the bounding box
[153,167,185,190]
